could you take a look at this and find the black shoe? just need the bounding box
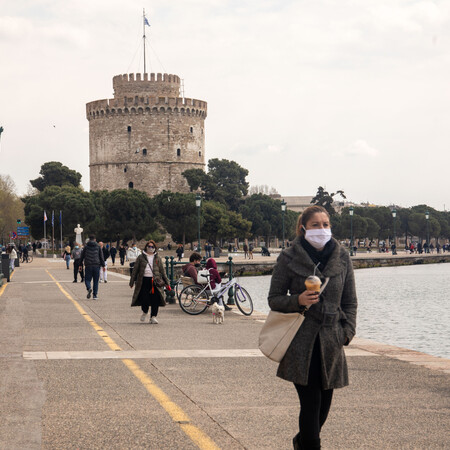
[104,280,107,283]
[224,305,232,311]
[87,288,92,299]
[73,280,77,283]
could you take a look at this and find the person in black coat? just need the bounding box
[110,245,117,265]
[119,244,126,265]
[80,235,105,300]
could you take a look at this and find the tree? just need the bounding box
[201,201,251,244]
[154,191,199,244]
[183,158,249,211]
[91,189,159,242]
[239,194,296,243]
[30,161,82,191]
[311,186,346,215]
[23,185,96,240]
[0,175,24,243]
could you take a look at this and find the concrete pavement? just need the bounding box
[0,257,449,449]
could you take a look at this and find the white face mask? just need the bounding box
[147,247,155,254]
[303,228,332,250]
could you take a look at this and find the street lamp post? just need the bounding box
[425,211,430,253]
[281,200,287,249]
[349,206,354,256]
[195,193,202,254]
[392,209,397,255]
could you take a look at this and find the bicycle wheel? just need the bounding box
[179,285,209,315]
[234,285,253,316]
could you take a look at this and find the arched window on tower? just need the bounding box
[142,148,147,156]
[127,126,131,133]
[199,151,202,157]
[190,126,193,133]
[124,167,127,173]
[177,148,181,157]
[128,182,134,189]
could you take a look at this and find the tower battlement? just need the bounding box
[86,96,207,120]
[113,73,181,97]
[86,72,207,196]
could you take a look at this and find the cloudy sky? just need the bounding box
[1,0,449,210]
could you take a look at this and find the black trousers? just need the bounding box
[294,337,333,445]
[138,277,160,317]
[73,260,84,281]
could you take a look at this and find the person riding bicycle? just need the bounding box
[22,245,29,263]
[205,258,231,310]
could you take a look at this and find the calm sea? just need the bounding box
[238,264,450,359]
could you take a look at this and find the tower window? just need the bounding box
[199,151,202,157]
[177,148,181,156]
[142,148,147,156]
[127,126,131,132]
[190,126,193,133]
[124,167,127,173]
[128,182,134,189]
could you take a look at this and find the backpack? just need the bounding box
[73,248,82,260]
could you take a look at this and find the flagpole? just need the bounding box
[52,210,55,255]
[60,210,63,253]
[143,9,147,75]
[44,211,47,258]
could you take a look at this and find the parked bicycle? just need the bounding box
[178,271,253,316]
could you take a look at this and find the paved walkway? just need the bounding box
[1,258,449,449]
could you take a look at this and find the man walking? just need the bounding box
[80,235,105,300]
[72,243,84,283]
[99,241,109,283]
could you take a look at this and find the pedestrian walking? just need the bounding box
[130,240,169,324]
[110,245,117,265]
[99,241,109,283]
[7,245,17,273]
[176,243,184,262]
[118,244,126,265]
[80,235,105,300]
[127,243,141,276]
[267,205,357,449]
[243,243,248,259]
[63,244,71,269]
[249,243,254,259]
[71,243,84,283]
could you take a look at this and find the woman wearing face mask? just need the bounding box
[268,205,357,449]
[130,240,170,324]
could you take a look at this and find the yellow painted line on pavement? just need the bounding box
[123,359,220,450]
[45,270,122,351]
[0,271,15,296]
[46,269,219,450]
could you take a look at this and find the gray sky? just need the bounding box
[1,0,449,210]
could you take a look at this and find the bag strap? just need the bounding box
[319,277,330,294]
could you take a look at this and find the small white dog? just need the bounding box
[211,303,225,324]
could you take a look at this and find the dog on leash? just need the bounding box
[211,303,225,324]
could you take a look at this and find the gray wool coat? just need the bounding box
[130,252,170,307]
[268,237,357,389]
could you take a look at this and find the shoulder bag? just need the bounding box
[259,278,329,362]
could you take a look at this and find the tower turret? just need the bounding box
[86,72,207,194]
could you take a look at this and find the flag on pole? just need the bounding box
[144,17,150,26]
[52,210,54,227]
[44,210,47,222]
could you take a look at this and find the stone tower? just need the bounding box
[86,73,207,194]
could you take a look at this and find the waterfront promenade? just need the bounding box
[1,258,449,449]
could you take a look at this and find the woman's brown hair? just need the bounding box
[296,205,330,237]
[144,240,157,252]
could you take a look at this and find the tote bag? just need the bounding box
[259,278,329,362]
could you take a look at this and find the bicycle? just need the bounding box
[21,254,33,263]
[178,271,253,316]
